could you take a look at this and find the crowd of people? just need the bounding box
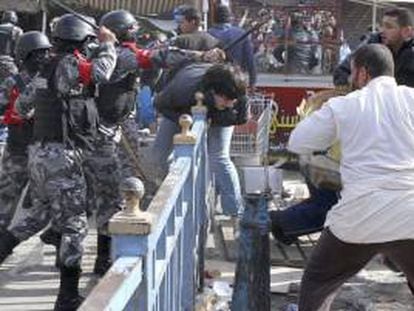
[233,5,342,75]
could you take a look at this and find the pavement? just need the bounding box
[0,229,99,311]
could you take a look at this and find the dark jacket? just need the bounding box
[172,31,219,51]
[154,62,248,126]
[333,33,414,87]
[208,23,257,86]
[157,31,219,89]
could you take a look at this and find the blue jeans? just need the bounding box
[151,117,180,177]
[208,126,243,217]
[151,118,243,217]
[277,179,338,236]
[136,85,156,128]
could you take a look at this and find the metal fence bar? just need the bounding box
[80,105,210,310]
[79,257,142,311]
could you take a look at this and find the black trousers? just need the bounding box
[299,228,414,311]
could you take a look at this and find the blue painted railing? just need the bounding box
[80,103,211,311]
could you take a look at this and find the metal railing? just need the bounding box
[80,101,211,311]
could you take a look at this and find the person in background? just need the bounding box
[334,7,414,87]
[208,4,257,87]
[172,4,219,51]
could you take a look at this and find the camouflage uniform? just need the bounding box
[11,42,117,267]
[0,21,21,81]
[83,125,123,235]
[10,143,88,266]
[0,71,35,229]
[0,55,17,82]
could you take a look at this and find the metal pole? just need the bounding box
[372,0,378,32]
[39,0,48,33]
[202,0,209,31]
[41,10,47,33]
[231,193,271,311]
[48,0,99,30]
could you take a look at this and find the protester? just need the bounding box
[289,44,414,310]
[273,7,414,247]
[153,63,248,222]
[208,4,257,87]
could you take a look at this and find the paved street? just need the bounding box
[0,229,99,311]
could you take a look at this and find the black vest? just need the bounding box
[97,72,138,125]
[33,54,98,149]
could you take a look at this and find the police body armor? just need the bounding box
[33,53,99,149]
[97,41,146,125]
[296,88,350,191]
[0,24,17,56]
[97,72,138,125]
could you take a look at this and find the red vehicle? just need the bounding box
[257,74,333,147]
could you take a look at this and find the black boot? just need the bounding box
[0,230,20,264]
[93,234,112,276]
[40,228,62,268]
[54,266,84,311]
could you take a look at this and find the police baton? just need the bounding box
[48,0,99,30]
[222,18,270,52]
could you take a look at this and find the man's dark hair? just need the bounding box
[175,5,201,25]
[384,8,414,27]
[202,64,247,99]
[215,5,231,24]
[351,44,394,78]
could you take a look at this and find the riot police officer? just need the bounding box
[0,14,117,311]
[0,11,22,80]
[0,31,51,230]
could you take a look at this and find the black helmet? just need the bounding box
[15,31,52,63]
[52,14,96,41]
[2,11,18,24]
[99,10,137,38]
[173,5,201,23]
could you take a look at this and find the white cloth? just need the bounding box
[288,76,414,243]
